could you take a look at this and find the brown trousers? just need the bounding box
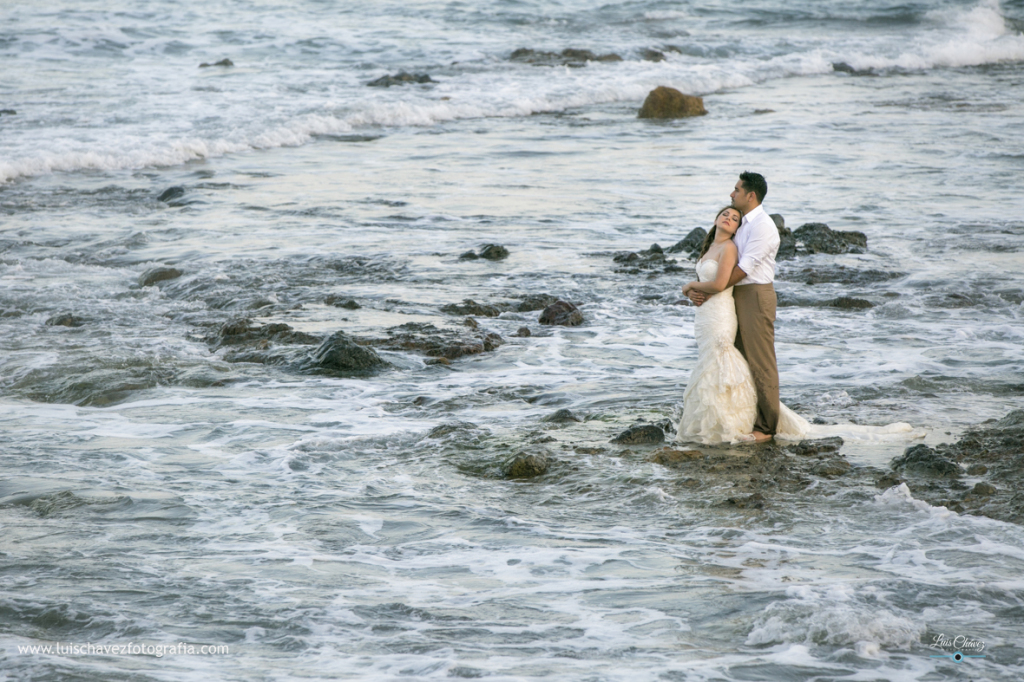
[734,284,780,435]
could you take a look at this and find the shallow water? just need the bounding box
[2,0,1024,680]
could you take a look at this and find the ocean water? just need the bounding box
[2,0,1023,680]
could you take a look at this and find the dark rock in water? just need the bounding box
[515,326,531,337]
[832,61,874,76]
[666,227,708,259]
[790,437,843,457]
[367,72,435,87]
[538,300,583,326]
[139,267,182,287]
[0,109,16,116]
[613,244,685,276]
[515,294,558,312]
[441,299,503,317]
[463,317,479,329]
[813,459,852,477]
[543,409,580,423]
[875,472,905,489]
[638,86,707,119]
[211,319,319,349]
[793,223,868,255]
[45,313,84,327]
[890,444,960,478]
[367,322,503,361]
[727,492,766,509]
[458,250,479,260]
[611,424,665,445]
[479,244,509,261]
[199,58,234,68]
[325,296,361,309]
[641,48,666,62]
[972,482,997,496]
[303,331,388,373]
[427,421,478,439]
[770,214,785,230]
[157,186,186,202]
[510,47,621,67]
[649,446,702,467]
[828,297,874,310]
[779,265,905,286]
[772,214,798,262]
[502,452,549,479]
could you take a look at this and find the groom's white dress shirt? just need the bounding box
[734,204,780,286]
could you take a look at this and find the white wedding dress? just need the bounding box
[677,259,811,444]
[676,259,925,445]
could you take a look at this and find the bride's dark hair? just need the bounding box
[698,206,739,259]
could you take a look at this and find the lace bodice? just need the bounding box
[692,260,736,356]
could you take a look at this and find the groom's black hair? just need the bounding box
[739,171,767,204]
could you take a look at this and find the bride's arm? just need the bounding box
[684,244,738,294]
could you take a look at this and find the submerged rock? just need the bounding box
[538,300,583,326]
[501,452,550,479]
[638,86,707,119]
[157,186,186,203]
[367,72,435,87]
[779,265,905,286]
[45,313,84,327]
[368,322,503,361]
[510,47,622,67]
[543,409,581,423]
[139,266,183,287]
[613,244,685,276]
[199,58,234,68]
[325,296,361,309]
[441,299,504,317]
[479,244,509,261]
[210,319,319,349]
[649,447,702,467]
[515,327,531,337]
[789,437,843,457]
[611,424,665,445]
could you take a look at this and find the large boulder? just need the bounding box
[638,86,707,119]
[538,301,583,326]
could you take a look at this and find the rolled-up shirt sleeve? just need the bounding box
[738,223,779,277]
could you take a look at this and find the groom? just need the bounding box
[687,172,780,442]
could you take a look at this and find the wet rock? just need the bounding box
[502,452,549,479]
[462,317,479,329]
[813,459,852,477]
[832,61,874,76]
[210,319,319,349]
[514,294,559,312]
[666,227,708,259]
[789,437,843,457]
[479,244,509,261]
[325,296,360,309]
[543,409,580,423]
[367,72,435,87]
[613,244,685,276]
[368,322,503,361]
[727,492,766,509]
[427,421,479,439]
[458,250,479,260]
[649,447,703,467]
[575,446,605,454]
[875,472,906,489]
[139,266,183,287]
[538,300,583,326]
[157,186,186,202]
[967,463,989,475]
[611,424,665,445]
[779,265,905,286]
[793,223,868,255]
[0,109,16,116]
[641,48,666,62]
[638,86,707,119]
[828,297,874,310]
[199,58,234,68]
[515,327,531,337]
[302,331,388,374]
[972,482,997,496]
[890,444,961,478]
[45,313,84,327]
[510,47,622,67]
[441,299,504,317]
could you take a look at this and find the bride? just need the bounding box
[675,207,919,445]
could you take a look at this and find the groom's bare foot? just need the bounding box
[751,431,773,443]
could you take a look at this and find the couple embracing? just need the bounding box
[677,172,811,445]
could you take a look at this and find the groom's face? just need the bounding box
[730,181,755,213]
